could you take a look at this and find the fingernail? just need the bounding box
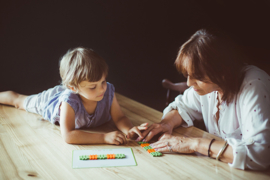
[142,139,146,142]
[136,137,140,141]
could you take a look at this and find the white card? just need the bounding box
[72,148,137,168]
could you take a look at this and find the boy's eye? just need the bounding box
[89,87,96,90]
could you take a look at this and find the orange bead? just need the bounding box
[147,149,155,153]
[107,154,113,159]
[141,143,150,147]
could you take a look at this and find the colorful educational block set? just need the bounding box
[78,142,162,161]
[138,141,162,157]
[79,154,126,160]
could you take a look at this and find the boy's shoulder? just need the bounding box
[59,88,80,103]
[106,82,115,94]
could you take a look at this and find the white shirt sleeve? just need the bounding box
[162,87,203,127]
[227,79,270,170]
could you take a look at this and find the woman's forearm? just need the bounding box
[161,110,183,129]
[195,138,234,163]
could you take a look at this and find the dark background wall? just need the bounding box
[1,0,270,112]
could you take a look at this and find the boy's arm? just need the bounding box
[110,93,133,135]
[60,102,126,145]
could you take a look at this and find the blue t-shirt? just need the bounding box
[42,82,115,129]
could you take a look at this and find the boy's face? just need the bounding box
[76,75,107,102]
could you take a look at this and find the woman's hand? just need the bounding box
[138,122,174,142]
[104,131,127,145]
[150,134,198,153]
[126,123,148,140]
[138,110,183,142]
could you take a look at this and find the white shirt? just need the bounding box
[163,65,270,170]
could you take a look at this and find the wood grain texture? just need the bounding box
[0,93,269,180]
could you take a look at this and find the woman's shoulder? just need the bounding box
[239,65,270,101]
[243,65,270,83]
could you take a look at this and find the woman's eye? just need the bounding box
[90,87,96,90]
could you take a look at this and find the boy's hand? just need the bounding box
[126,123,148,140]
[104,131,127,145]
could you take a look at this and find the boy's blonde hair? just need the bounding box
[59,47,108,91]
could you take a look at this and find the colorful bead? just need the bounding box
[80,154,125,160]
[137,142,162,157]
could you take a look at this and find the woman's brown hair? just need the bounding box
[175,29,247,105]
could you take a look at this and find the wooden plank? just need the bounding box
[0,93,269,179]
[0,125,41,180]
[116,93,163,123]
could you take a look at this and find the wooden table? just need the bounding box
[0,93,269,179]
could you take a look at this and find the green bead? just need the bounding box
[144,146,152,150]
[138,141,148,144]
[84,155,89,160]
[79,155,89,160]
[150,152,162,157]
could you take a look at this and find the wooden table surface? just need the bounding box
[0,93,269,180]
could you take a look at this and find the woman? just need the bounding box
[140,29,270,170]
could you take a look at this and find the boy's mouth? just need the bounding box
[97,93,104,97]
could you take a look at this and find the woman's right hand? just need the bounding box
[104,131,127,145]
[138,110,183,142]
[138,122,174,142]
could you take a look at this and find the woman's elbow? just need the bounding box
[246,163,270,171]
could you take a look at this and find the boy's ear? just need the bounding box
[68,85,77,93]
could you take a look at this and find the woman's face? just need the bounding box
[184,57,222,96]
[187,75,220,96]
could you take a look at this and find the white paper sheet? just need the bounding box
[72,148,137,168]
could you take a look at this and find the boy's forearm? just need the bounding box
[114,116,133,135]
[63,130,105,144]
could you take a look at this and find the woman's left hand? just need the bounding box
[150,134,198,153]
[126,123,148,140]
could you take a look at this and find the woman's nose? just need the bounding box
[187,76,194,87]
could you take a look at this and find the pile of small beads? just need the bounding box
[138,142,162,157]
[79,154,126,160]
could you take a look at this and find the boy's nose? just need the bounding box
[99,84,106,92]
